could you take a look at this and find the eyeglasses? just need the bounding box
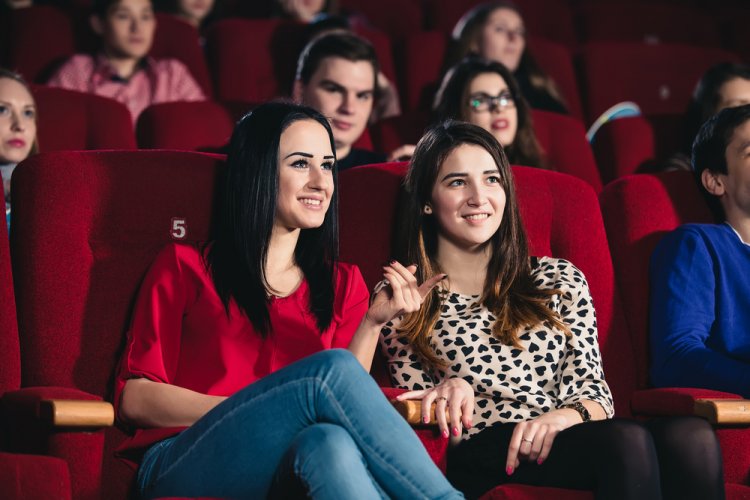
[467,91,515,112]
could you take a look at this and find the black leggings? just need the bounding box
[447,417,724,500]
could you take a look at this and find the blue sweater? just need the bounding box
[650,223,750,397]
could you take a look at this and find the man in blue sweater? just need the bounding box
[650,104,750,397]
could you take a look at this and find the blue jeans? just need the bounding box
[137,349,463,499]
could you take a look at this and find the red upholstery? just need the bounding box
[577,3,721,47]
[0,202,20,400]
[136,101,234,151]
[206,18,396,105]
[0,452,71,500]
[32,86,136,151]
[581,42,740,119]
[150,13,213,98]
[8,151,446,498]
[0,5,76,83]
[340,163,638,498]
[600,172,750,486]
[530,110,602,192]
[339,0,423,41]
[591,116,655,183]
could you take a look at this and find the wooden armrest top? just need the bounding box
[39,399,115,428]
[390,399,449,426]
[694,399,750,425]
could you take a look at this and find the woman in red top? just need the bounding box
[115,101,462,499]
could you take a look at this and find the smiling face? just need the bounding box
[475,7,525,72]
[706,119,750,223]
[274,119,335,232]
[296,56,375,159]
[0,77,36,165]
[429,143,507,252]
[463,72,518,147]
[94,0,156,61]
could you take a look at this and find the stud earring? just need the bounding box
[424,205,432,214]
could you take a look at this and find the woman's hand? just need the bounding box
[396,378,474,439]
[365,261,446,327]
[505,408,582,474]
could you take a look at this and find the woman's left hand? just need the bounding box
[505,408,582,473]
[365,261,446,327]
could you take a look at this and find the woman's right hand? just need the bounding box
[396,378,475,438]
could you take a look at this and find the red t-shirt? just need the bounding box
[114,243,369,460]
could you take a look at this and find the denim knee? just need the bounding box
[290,423,363,473]
[317,348,363,376]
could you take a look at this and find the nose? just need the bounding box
[467,183,488,206]
[338,92,354,115]
[10,111,25,132]
[307,163,331,191]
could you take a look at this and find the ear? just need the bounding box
[423,203,433,215]
[90,14,104,36]
[701,169,726,197]
[292,80,304,103]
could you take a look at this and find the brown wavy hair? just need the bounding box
[396,120,569,367]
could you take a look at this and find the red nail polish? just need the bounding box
[452,427,459,436]
[442,429,449,438]
[390,260,396,264]
[467,420,473,428]
[537,459,544,465]
[423,416,429,424]
[506,466,514,475]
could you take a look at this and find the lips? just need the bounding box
[7,139,26,148]
[332,119,353,131]
[491,119,509,131]
[463,213,491,222]
[299,197,324,209]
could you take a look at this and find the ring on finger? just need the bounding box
[435,396,448,402]
[522,437,533,443]
[373,279,391,295]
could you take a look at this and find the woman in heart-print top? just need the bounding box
[378,120,724,500]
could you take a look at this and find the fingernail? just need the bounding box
[506,466,514,475]
[390,260,396,264]
[452,426,460,436]
[423,416,429,423]
[442,429,449,438]
[467,420,473,428]
[537,458,544,465]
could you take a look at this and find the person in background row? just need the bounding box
[47,0,205,124]
[444,1,567,115]
[0,68,37,229]
[651,103,750,398]
[293,31,387,170]
[665,62,750,171]
[155,0,216,29]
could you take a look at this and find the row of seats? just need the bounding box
[1,151,750,499]
[2,6,744,123]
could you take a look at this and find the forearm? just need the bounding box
[653,345,750,397]
[119,378,227,428]
[347,314,387,372]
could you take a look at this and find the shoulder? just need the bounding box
[149,242,208,279]
[333,262,368,300]
[150,57,191,75]
[49,54,94,82]
[652,223,723,261]
[530,256,586,291]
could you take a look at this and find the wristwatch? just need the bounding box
[563,401,591,422]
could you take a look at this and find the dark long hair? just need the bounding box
[398,121,567,367]
[443,1,567,113]
[432,56,544,168]
[206,101,339,336]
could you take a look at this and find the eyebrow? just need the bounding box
[319,79,374,94]
[283,152,336,160]
[441,169,499,181]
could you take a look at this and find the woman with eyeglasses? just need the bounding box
[433,56,545,169]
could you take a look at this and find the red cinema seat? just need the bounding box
[581,42,740,120]
[0,5,76,83]
[32,86,136,151]
[136,101,234,151]
[150,13,213,98]
[530,110,602,192]
[6,150,447,499]
[339,0,423,41]
[577,3,722,47]
[591,116,656,183]
[0,191,72,500]
[526,38,583,121]
[339,163,638,499]
[600,172,750,490]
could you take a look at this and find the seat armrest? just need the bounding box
[632,387,743,417]
[2,387,114,429]
[694,399,750,424]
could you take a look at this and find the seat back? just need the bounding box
[581,42,739,119]
[0,5,76,83]
[591,116,656,183]
[32,86,136,151]
[150,13,213,97]
[599,172,714,388]
[531,110,602,191]
[0,206,20,399]
[340,163,637,415]
[136,101,234,151]
[527,38,583,120]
